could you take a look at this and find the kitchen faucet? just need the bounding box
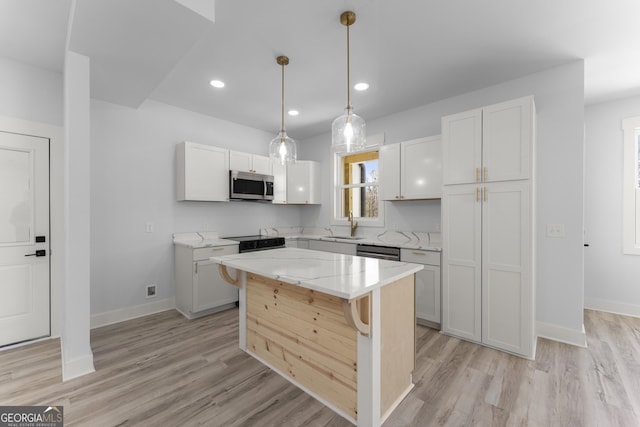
[348,211,358,237]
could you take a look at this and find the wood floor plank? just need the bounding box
[1,308,639,426]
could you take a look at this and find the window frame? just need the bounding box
[622,116,640,255]
[331,134,385,227]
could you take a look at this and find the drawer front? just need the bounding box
[193,245,238,261]
[400,248,440,266]
[308,240,357,255]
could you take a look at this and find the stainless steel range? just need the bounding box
[225,235,285,253]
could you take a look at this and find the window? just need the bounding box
[622,116,640,254]
[332,135,384,226]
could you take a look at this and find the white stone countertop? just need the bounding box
[173,232,239,248]
[212,247,423,300]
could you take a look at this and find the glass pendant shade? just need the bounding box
[269,129,297,165]
[269,55,297,165]
[332,11,366,154]
[332,106,365,153]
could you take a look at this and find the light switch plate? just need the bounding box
[546,224,565,238]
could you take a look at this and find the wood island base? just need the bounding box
[221,267,416,427]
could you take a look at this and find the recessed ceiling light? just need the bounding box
[354,82,369,91]
[210,80,225,88]
[288,110,299,116]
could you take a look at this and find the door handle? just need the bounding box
[25,250,46,257]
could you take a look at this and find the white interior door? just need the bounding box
[0,131,50,346]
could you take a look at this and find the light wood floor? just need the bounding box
[1,309,639,426]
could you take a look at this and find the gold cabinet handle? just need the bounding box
[412,251,426,256]
[483,187,487,202]
[483,167,488,182]
[476,187,480,202]
[475,167,480,182]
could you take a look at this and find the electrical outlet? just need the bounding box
[145,222,154,233]
[546,224,565,238]
[146,284,157,298]
[435,223,441,232]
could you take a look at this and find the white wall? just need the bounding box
[0,57,63,126]
[302,61,586,342]
[584,95,640,316]
[90,99,303,316]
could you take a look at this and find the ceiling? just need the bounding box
[2,0,640,139]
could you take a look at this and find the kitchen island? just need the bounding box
[213,247,423,427]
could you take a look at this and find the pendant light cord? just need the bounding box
[346,22,351,109]
[281,62,285,132]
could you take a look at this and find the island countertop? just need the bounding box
[212,247,423,300]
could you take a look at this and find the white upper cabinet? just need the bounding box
[380,143,401,200]
[286,160,320,204]
[176,141,229,202]
[229,151,272,175]
[381,135,442,200]
[442,109,482,185]
[271,160,287,204]
[442,96,533,185]
[482,97,533,182]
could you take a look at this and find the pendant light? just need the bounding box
[332,11,366,153]
[269,55,297,164]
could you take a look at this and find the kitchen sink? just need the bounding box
[323,235,366,240]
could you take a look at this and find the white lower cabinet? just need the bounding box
[442,180,534,358]
[308,240,356,255]
[175,244,239,319]
[401,249,441,326]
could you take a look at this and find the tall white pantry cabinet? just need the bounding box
[441,96,536,359]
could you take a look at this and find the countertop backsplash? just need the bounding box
[259,226,441,251]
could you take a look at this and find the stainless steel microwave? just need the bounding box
[229,170,274,201]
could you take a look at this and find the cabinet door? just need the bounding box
[271,161,287,204]
[482,97,533,182]
[442,109,482,185]
[441,184,482,342]
[252,155,272,175]
[380,143,401,200]
[177,142,229,201]
[287,161,320,204]
[287,161,310,204]
[193,259,239,312]
[401,136,442,199]
[481,180,532,356]
[415,265,441,324]
[229,151,253,172]
[401,248,441,324]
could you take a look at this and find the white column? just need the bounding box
[61,49,94,381]
[357,288,381,427]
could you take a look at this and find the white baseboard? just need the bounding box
[91,298,176,329]
[584,297,640,318]
[536,321,587,348]
[60,344,95,382]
